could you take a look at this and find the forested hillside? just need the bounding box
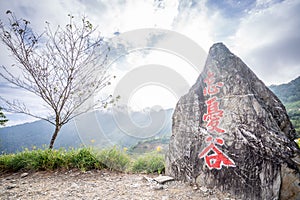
[270,76,300,136]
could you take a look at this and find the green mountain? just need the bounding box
[269,76,300,136]
[269,76,300,103]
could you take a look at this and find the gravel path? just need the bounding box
[0,170,235,200]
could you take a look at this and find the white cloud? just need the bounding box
[233,0,300,85]
[0,0,79,31]
[172,0,213,50]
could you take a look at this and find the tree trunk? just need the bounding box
[49,124,61,149]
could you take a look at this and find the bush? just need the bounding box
[0,146,166,174]
[26,148,68,170]
[0,148,42,171]
[97,146,130,171]
[69,148,101,171]
[131,152,165,174]
[0,147,101,172]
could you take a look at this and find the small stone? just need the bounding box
[70,183,79,189]
[162,196,169,200]
[101,172,108,176]
[21,173,29,178]
[130,183,140,188]
[152,184,164,190]
[6,184,17,189]
[200,186,208,193]
[143,176,155,183]
[154,176,174,184]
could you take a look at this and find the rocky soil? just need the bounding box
[0,170,235,200]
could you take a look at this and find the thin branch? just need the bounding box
[0,96,55,125]
[0,12,112,147]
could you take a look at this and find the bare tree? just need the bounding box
[0,11,112,148]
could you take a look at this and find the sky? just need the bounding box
[0,0,300,126]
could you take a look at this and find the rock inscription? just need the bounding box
[166,43,300,200]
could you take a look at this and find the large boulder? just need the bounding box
[166,43,300,200]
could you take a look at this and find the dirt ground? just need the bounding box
[0,169,235,200]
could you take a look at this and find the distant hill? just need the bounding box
[0,120,82,154]
[269,76,300,103]
[269,76,300,136]
[0,108,173,154]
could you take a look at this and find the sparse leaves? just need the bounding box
[0,11,112,148]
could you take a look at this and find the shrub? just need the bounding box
[97,146,130,171]
[1,149,34,171]
[70,148,101,171]
[131,152,165,174]
[0,146,165,174]
[26,148,68,170]
[0,147,101,172]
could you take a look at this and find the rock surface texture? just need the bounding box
[166,43,300,200]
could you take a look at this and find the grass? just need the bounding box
[97,146,130,171]
[131,151,165,174]
[0,146,165,174]
[0,147,101,172]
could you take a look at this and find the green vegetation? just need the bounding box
[131,152,165,174]
[128,137,170,155]
[296,139,300,148]
[285,101,300,134]
[269,76,300,103]
[0,147,165,174]
[69,148,101,171]
[0,147,100,172]
[270,77,300,137]
[97,146,130,171]
[0,107,8,126]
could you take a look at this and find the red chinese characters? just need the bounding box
[203,71,224,96]
[202,71,225,133]
[203,97,225,133]
[199,71,235,170]
[198,136,235,169]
